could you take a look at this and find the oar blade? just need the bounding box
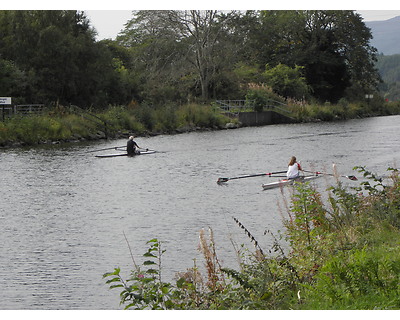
[217,177,229,183]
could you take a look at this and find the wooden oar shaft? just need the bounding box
[217,171,287,183]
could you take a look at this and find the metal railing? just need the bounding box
[215,99,293,117]
[1,104,45,120]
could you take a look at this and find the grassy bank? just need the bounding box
[2,100,400,147]
[290,99,400,121]
[0,103,233,147]
[104,167,400,309]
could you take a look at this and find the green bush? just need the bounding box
[262,63,310,100]
[245,84,285,112]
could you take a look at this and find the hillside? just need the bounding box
[376,54,400,101]
[366,16,400,55]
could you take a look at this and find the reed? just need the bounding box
[198,228,224,291]
[232,217,264,258]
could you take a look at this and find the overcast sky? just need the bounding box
[86,9,400,41]
[3,1,400,40]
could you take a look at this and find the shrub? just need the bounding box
[262,63,310,100]
[245,84,285,112]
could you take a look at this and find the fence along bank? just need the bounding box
[1,103,45,120]
[215,99,295,126]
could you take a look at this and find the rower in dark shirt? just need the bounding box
[127,136,140,156]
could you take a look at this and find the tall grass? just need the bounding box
[0,103,231,146]
[0,114,96,145]
[290,100,400,122]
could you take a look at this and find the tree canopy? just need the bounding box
[0,10,380,108]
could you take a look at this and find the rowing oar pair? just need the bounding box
[303,170,358,181]
[85,146,157,153]
[85,146,125,153]
[217,169,358,184]
[217,171,287,184]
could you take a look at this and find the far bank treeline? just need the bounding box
[0,10,383,108]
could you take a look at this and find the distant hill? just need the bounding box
[375,54,400,101]
[366,16,400,55]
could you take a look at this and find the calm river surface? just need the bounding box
[1,115,400,309]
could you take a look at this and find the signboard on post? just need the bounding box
[1,97,12,121]
[0,97,12,105]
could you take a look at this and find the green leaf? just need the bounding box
[147,268,159,274]
[161,286,170,294]
[260,291,272,300]
[176,277,186,288]
[109,284,124,289]
[164,300,175,309]
[143,252,157,258]
[102,267,120,278]
[144,260,156,265]
[106,277,121,284]
[124,302,137,310]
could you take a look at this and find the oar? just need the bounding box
[217,171,287,184]
[303,170,358,181]
[85,145,125,153]
[139,147,167,153]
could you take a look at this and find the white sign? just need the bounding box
[0,97,12,105]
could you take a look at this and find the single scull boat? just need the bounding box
[95,150,157,158]
[262,175,320,190]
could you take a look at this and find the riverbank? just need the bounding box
[0,104,238,148]
[1,100,400,148]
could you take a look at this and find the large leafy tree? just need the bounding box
[0,10,129,107]
[0,59,29,103]
[118,10,238,103]
[117,10,189,104]
[244,10,379,103]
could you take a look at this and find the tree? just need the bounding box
[247,10,379,103]
[118,10,237,103]
[0,59,29,103]
[263,64,310,99]
[117,10,189,104]
[0,10,129,107]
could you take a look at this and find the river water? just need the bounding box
[1,115,399,309]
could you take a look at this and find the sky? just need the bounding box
[86,9,400,41]
[3,1,400,40]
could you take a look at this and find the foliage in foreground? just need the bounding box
[104,167,400,309]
